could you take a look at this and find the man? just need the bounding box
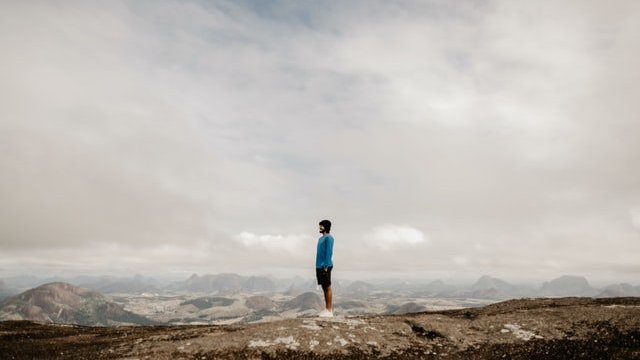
[316,219,334,317]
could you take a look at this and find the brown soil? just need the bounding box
[1,297,639,359]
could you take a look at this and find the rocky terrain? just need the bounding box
[1,297,638,359]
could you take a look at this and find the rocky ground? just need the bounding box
[1,297,639,359]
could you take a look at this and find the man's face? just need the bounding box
[319,225,325,233]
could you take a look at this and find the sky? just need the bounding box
[1,0,639,284]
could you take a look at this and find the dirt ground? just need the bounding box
[1,297,639,359]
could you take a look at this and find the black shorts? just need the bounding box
[316,266,333,287]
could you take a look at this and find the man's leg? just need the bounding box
[322,285,333,312]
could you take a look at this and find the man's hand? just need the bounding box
[323,267,328,272]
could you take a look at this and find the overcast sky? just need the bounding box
[1,0,639,284]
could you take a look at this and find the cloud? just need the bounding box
[453,256,469,266]
[631,207,640,230]
[364,224,428,249]
[233,232,311,253]
[0,1,639,281]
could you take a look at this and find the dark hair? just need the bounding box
[319,219,332,233]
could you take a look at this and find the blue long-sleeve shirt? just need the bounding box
[315,234,334,268]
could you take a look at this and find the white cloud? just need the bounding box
[364,224,427,249]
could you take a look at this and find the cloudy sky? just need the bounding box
[1,0,639,283]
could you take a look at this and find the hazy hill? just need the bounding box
[4,273,637,305]
[472,275,515,292]
[345,280,376,295]
[0,282,154,326]
[540,275,598,297]
[272,275,308,292]
[384,301,427,315]
[597,283,640,298]
[283,279,317,296]
[424,279,457,294]
[0,280,18,301]
[169,273,275,294]
[76,275,161,294]
[180,296,235,310]
[334,299,368,310]
[242,276,276,293]
[245,295,276,310]
[281,291,323,312]
[469,275,534,299]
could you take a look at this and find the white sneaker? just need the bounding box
[318,309,334,318]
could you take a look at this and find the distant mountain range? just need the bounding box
[599,283,640,297]
[0,274,638,327]
[76,275,161,294]
[168,273,276,294]
[1,273,638,301]
[337,275,638,300]
[0,282,155,326]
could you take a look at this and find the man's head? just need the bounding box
[319,219,332,234]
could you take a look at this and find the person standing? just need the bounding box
[316,219,334,317]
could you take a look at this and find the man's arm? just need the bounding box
[324,236,334,271]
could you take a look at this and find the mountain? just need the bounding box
[281,292,323,311]
[540,275,598,297]
[345,280,376,295]
[0,280,18,300]
[283,279,317,296]
[242,276,276,293]
[0,282,155,326]
[424,279,456,293]
[384,301,427,315]
[469,276,522,299]
[245,295,276,310]
[180,296,235,310]
[169,273,275,294]
[76,275,161,294]
[416,280,463,298]
[597,283,640,298]
[169,273,245,293]
[272,275,308,292]
[472,276,514,292]
[335,300,368,310]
